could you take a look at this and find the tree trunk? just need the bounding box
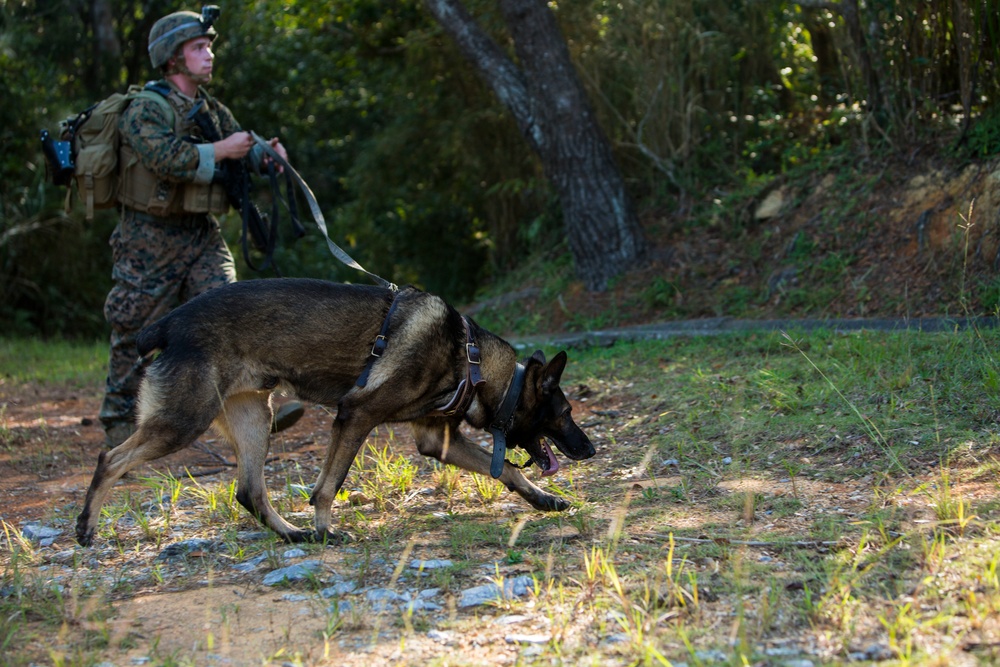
[91,0,121,91]
[424,0,645,291]
[840,0,885,118]
[802,8,842,107]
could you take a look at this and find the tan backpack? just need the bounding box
[60,85,174,219]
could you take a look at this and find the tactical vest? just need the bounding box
[117,84,229,217]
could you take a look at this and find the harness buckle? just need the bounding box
[466,342,481,365]
[371,335,387,357]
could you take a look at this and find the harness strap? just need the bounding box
[487,363,526,479]
[352,297,524,480]
[429,318,485,417]
[355,292,403,388]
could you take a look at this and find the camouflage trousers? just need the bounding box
[99,210,237,430]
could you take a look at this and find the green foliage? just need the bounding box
[0,336,106,386]
[0,0,997,335]
[976,277,1000,313]
[216,0,538,298]
[962,106,1000,158]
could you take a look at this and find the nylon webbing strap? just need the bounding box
[355,291,403,388]
[250,132,396,291]
[487,363,526,479]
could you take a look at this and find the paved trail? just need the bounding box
[511,315,999,349]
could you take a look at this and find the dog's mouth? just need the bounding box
[528,438,560,477]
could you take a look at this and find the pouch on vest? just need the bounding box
[182,182,229,214]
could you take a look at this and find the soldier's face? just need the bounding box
[174,37,214,85]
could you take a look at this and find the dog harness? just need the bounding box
[427,317,485,417]
[355,294,527,478]
[354,292,404,388]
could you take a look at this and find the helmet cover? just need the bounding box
[148,7,219,69]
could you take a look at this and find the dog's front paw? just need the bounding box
[75,516,94,546]
[526,493,570,512]
[318,529,353,546]
[280,528,318,544]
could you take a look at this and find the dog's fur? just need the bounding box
[76,279,595,545]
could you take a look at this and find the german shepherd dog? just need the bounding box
[76,279,596,546]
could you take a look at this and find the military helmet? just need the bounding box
[148,5,220,69]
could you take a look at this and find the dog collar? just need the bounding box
[487,362,526,478]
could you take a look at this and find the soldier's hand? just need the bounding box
[261,137,288,174]
[214,131,254,161]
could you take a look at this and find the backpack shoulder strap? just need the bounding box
[127,82,175,127]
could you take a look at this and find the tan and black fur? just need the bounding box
[76,278,595,546]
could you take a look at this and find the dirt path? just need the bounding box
[2,374,998,666]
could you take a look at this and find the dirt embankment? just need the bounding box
[496,154,1000,335]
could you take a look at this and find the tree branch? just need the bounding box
[422,0,542,151]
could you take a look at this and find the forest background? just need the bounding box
[2,0,999,339]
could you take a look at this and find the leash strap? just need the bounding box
[487,363,526,478]
[355,292,403,388]
[239,159,281,274]
[250,132,396,291]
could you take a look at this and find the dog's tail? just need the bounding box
[136,319,168,358]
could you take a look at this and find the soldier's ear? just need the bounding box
[165,46,183,71]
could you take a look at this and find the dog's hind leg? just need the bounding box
[76,419,205,546]
[412,419,570,512]
[213,392,313,543]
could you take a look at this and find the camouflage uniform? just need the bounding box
[99,81,242,435]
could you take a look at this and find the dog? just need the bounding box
[76,278,596,546]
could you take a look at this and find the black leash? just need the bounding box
[239,158,281,274]
[250,132,396,291]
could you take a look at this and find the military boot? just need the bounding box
[272,400,305,433]
[104,422,136,449]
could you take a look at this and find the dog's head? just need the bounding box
[506,350,596,477]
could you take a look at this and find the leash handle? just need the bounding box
[240,159,281,275]
[250,132,397,291]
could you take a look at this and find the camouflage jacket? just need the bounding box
[120,79,241,183]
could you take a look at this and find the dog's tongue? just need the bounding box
[540,440,560,477]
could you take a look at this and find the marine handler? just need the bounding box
[101,6,303,447]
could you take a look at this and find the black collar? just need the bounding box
[487,362,526,478]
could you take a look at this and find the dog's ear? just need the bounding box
[524,349,546,377]
[540,351,567,394]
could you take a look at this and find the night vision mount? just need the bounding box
[200,5,220,29]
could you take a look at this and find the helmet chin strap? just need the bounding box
[168,58,211,86]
